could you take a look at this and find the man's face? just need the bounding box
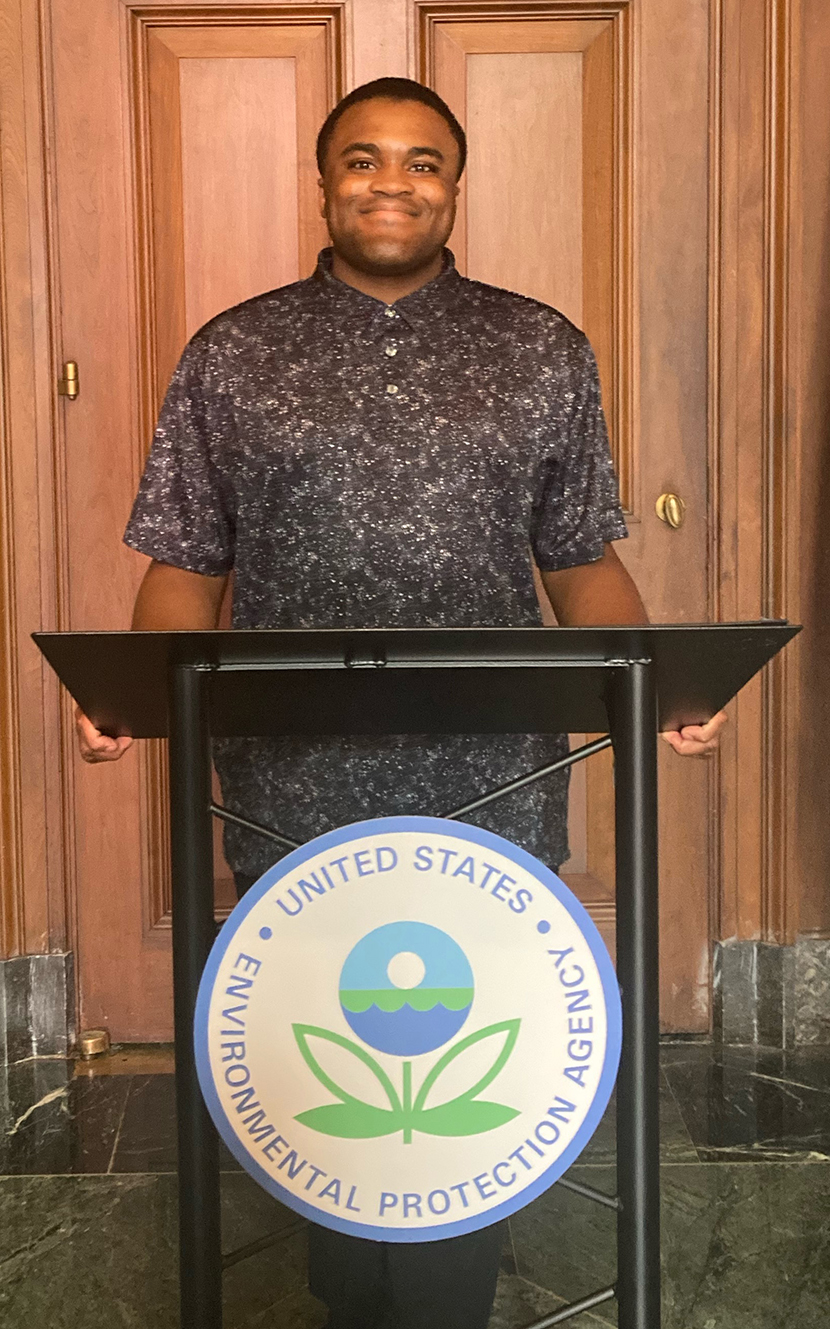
[319,98,460,276]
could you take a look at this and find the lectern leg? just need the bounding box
[169,663,223,1329]
[611,662,661,1329]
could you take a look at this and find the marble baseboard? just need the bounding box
[793,939,830,1045]
[714,938,830,1048]
[0,954,74,1065]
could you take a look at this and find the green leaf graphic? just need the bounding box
[415,1099,521,1137]
[294,1020,521,1143]
[413,1019,521,1113]
[295,1102,403,1138]
[292,1024,402,1113]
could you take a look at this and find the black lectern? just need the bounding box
[35,623,797,1329]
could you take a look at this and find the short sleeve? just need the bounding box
[530,335,628,572]
[124,333,236,575]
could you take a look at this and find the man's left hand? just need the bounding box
[660,710,728,757]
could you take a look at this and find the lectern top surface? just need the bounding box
[33,622,798,739]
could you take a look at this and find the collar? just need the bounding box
[312,247,462,329]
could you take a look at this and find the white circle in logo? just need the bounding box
[195,816,621,1242]
[387,952,426,988]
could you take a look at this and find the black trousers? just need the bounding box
[233,871,504,1328]
[308,1221,505,1329]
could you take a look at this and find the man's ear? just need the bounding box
[318,177,327,220]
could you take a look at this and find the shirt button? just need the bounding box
[385,307,396,318]
[386,384,399,395]
[385,345,397,357]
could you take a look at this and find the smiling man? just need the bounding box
[77,78,724,1328]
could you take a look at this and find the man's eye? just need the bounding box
[411,162,438,173]
[347,159,374,170]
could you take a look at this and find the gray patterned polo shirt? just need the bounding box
[124,249,627,880]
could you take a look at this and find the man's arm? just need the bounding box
[541,544,726,756]
[75,561,229,763]
[541,543,647,627]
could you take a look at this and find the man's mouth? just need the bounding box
[359,202,420,217]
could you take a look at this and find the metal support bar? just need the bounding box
[210,736,613,851]
[556,1175,620,1212]
[610,662,661,1329]
[169,663,223,1329]
[523,1284,617,1328]
[442,735,612,819]
[210,801,301,851]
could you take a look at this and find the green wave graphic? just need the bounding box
[340,987,474,1014]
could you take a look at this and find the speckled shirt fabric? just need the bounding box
[124,249,627,879]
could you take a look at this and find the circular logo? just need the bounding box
[339,922,474,1055]
[195,817,621,1242]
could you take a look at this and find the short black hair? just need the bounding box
[316,77,467,179]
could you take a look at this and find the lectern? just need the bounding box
[35,622,797,1329]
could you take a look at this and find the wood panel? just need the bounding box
[422,7,631,509]
[179,58,299,334]
[712,0,823,947]
[466,52,583,324]
[132,13,337,941]
[43,2,342,1037]
[420,0,712,1029]
[0,0,71,960]
[49,0,157,1035]
[794,0,830,937]
[1,0,823,1043]
[139,20,331,402]
[349,0,412,83]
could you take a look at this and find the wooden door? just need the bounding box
[423,2,712,1031]
[48,0,712,1039]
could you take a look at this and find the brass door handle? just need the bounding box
[655,492,686,529]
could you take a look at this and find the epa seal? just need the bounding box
[195,816,621,1242]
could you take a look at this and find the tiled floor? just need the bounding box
[2,1042,829,1326]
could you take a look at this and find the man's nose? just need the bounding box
[370,163,414,193]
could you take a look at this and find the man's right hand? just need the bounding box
[75,706,133,763]
[74,560,228,764]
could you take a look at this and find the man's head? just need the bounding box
[316,79,466,280]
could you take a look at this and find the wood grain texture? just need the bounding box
[145,30,187,407]
[350,0,412,83]
[137,17,335,945]
[793,0,830,937]
[424,6,631,502]
[466,51,583,324]
[50,0,169,1036]
[711,0,806,947]
[179,56,299,334]
[0,0,31,956]
[582,19,618,481]
[2,0,823,1038]
[423,0,710,1029]
[44,1,341,1038]
[0,0,81,966]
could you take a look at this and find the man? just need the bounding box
[77,78,725,1329]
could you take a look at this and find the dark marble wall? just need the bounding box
[0,954,74,1066]
[714,939,830,1048]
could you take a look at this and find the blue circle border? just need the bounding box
[195,815,622,1243]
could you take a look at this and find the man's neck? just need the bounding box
[329,250,444,305]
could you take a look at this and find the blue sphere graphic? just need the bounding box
[339,921,474,1056]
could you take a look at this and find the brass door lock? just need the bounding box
[655,492,686,529]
